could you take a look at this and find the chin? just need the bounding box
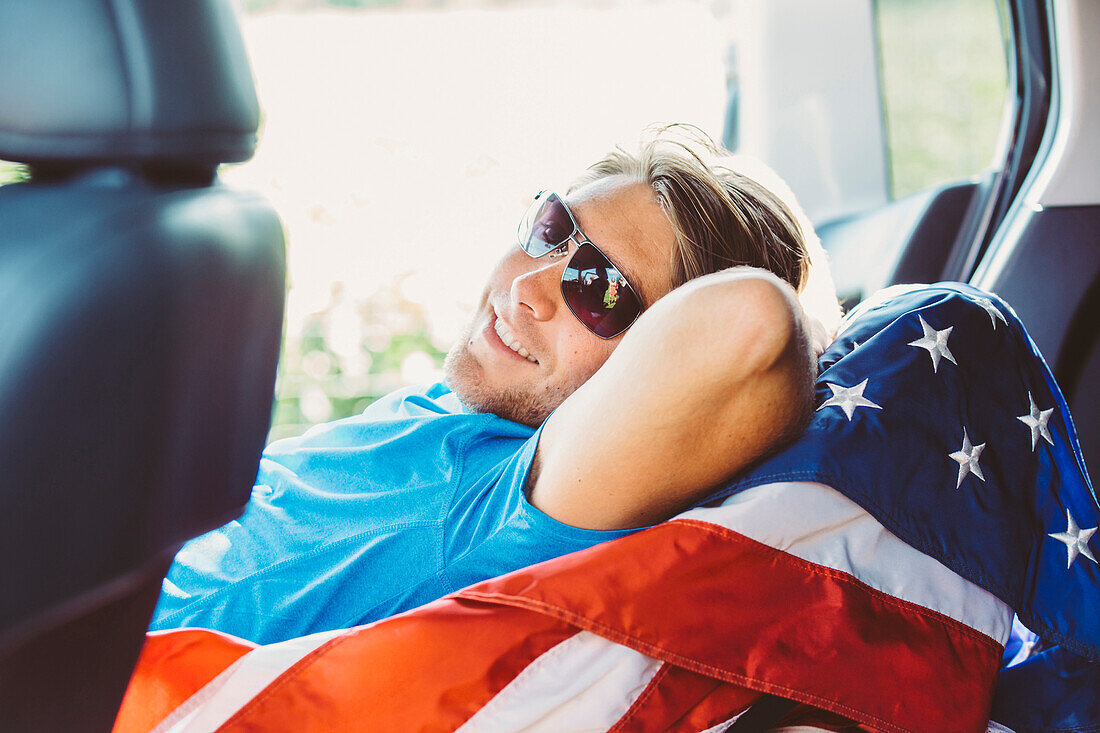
[444,343,554,428]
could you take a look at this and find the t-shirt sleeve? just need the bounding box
[443,421,644,593]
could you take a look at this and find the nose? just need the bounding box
[511,255,562,322]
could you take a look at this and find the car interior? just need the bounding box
[0,0,1096,730]
[805,0,1100,485]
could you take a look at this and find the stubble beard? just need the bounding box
[443,327,572,428]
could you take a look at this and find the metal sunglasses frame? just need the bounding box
[517,190,643,339]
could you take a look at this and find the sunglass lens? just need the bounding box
[519,193,574,256]
[561,243,642,338]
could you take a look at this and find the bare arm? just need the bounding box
[528,267,816,530]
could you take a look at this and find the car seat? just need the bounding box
[0,2,285,731]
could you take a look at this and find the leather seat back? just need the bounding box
[0,2,286,730]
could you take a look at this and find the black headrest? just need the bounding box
[0,0,260,170]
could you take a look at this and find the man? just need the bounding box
[150,127,833,644]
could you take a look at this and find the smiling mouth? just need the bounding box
[493,315,538,363]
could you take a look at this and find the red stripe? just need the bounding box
[612,664,870,732]
[609,663,761,732]
[112,629,255,733]
[456,519,1002,733]
[216,598,577,732]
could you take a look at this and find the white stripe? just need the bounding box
[679,482,1013,644]
[455,631,663,733]
[152,627,346,733]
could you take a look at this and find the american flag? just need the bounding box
[732,283,1099,663]
[113,284,1098,732]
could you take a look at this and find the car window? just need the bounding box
[222,0,728,443]
[874,0,1010,199]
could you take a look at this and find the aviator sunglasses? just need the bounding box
[516,191,644,339]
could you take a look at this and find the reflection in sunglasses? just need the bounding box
[534,201,573,247]
[577,267,623,311]
[603,279,620,309]
[545,216,642,338]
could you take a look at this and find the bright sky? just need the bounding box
[222,2,728,347]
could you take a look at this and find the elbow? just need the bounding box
[642,267,818,447]
[648,267,810,382]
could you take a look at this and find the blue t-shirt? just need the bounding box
[149,382,637,644]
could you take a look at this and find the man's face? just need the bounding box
[445,175,677,426]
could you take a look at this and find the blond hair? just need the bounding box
[569,124,810,295]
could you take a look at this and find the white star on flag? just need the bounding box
[1017,391,1054,450]
[908,315,957,373]
[817,379,882,420]
[949,428,986,488]
[972,296,1008,330]
[1048,510,1098,568]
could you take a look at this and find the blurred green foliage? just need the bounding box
[268,281,449,443]
[876,0,1010,199]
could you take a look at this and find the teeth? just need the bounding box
[494,316,538,363]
